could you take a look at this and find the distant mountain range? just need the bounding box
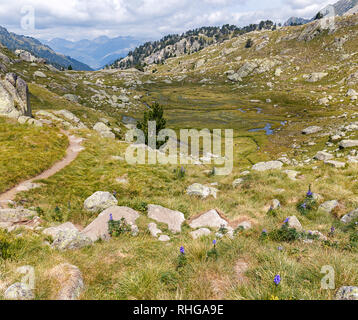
[285,0,358,26]
[42,36,144,70]
[0,26,92,71]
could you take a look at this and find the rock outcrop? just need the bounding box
[0,73,31,118]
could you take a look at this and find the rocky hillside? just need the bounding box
[110,21,275,69]
[3,13,358,301]
[0,26,92,71]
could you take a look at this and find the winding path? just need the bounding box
[0,131,84,208]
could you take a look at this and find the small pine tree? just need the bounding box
[245,38,253,48]
[136,102,167,149]
[315,12,324,20]
[67,65,73,70]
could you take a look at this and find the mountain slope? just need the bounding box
[0,26,92,71]
[110,21,275,70]
[42,36,143,69]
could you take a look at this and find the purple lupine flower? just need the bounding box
[301,202,307,209]
[284,218,289,224]
[213,239,217,245]
[109,214,113,221]
[180,246,185,254]
[274,275,281,286]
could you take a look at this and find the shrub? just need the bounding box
[0,231,25,261]
[52,206,63,222]
[108,217,131,237]
[245,38,253,48]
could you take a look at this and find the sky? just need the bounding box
[0,0,335,42]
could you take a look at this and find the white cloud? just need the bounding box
[0,0,337,41]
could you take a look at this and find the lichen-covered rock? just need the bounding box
[336,286,358,300]
[302,126,322,135]
[319,200,339,213]
[252,161,283,172]
[93,122,115,139]
[314,151,333,161]
[51,229,93,250]
[148,205,185,233]
[49,263,84,300]
[43,222,79,238]
[83,191,118,212]
[148,222,162,238]
[0,73,31,118]
[4,282,34,300]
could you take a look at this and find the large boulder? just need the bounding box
[314,151,333,161]
[83,191,118,212]
[147,205,185,233]
[0,73,31,118]
[48,263,84,300]
[51,229,93,250]
[302,126,322,135]
[339,140,358,148]
[43,222,78,238]
[189,209,228,229]
[252,161,283,172]
[93,122,115,139]
[81,206,140,241]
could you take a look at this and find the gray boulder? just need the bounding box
[147,205,185,233]
[83,191,118,212]
[43,222,78,238]
[148,222,162,238]
[63,94,79,103]
[285,216,302,231]
[314,151,333,161]
[341,209,358,224]
[189,209,228,229]
[51,229,93,250]
[93,122,115,139]
[186,183,217,199]
[252,161,283,172]
[81,206,140,241]
[302,126,322,135]
[0,73,31,118]
[339,140,358,148]
[319,200,339,213]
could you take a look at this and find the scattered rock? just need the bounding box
[232,178,244,188]
[93,122,115,139]
[319,200,339,213]
[51,229,93,250]
[83,191,118,212]
[81,206,140,241]
[314,151,333,161]
[148,222,162,238]
[285,216,302,231]
[33,71,46,78]
[341,209,358,224]
[187,183,218,199]
[283,170,299,181]
[43,222,79,238]
[324,160,346,168]
[189,209,228,229]
[147,205,185,233]
[63,94,79,103]
[339,140,358,148]
[252,161,283,172]
[302,126,322,135]
[158,235,170,242]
